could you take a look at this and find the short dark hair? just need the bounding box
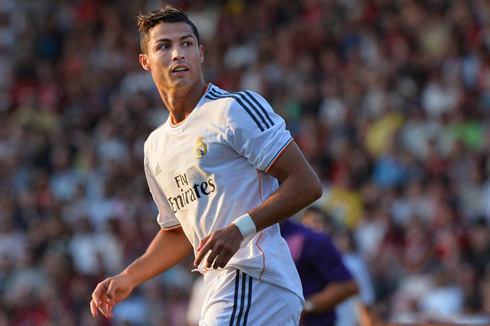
[136,4,201,54]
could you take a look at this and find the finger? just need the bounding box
[213,250,232,269]
[98,305,107,318]
[212,254,223,269]
[107,303,114,316]
[90,299,98,317]
[98,302,112,319]
[206,250,219,268]
[106,279,117,304]
[106,303,114,318]
[196,236,209,252]
[194,241,212,267]
[194,247,208,267]
[218,252,234,269]
[92,280,109,307]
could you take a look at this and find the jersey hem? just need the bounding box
[264,138,294,172]
[162,225,182,231]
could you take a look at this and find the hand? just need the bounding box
[301,299,316,318]
[90,274,134,318]
[194,224,243,269]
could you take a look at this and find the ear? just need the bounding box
[139,54,151,71]
[199,45,204,63]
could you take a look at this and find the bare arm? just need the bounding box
[249,141,322,231]
[304,279,359,314]
[195,141,322,268]
[121,227,192,286]
[91,227,192,318]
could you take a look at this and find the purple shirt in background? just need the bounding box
[281,219,353,326]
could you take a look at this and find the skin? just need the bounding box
[303,279,359,316]
[138,22,207,125]
[91,21,322,319]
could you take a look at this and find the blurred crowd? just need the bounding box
[1,0,489,325]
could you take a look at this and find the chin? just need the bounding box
[174,78,199,89]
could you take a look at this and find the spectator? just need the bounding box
[281,219,358,326]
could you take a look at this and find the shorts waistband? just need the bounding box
[203,267,240,287]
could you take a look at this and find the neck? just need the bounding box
[160,79,208,125]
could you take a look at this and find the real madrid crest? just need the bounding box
[194,136,207,159]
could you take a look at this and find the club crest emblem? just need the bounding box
[194,136,207,159]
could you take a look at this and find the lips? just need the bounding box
[171,65,189,73]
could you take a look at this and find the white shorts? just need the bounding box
[200,268,302,326]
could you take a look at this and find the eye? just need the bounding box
[159,44,169,50]
[183,41,192,47]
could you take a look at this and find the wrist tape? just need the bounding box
[232,214,256,239]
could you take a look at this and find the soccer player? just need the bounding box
[90,4,322,325]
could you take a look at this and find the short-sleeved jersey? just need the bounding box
[143,83,303,298]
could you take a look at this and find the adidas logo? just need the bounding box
[155,163,162,176]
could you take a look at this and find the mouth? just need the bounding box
[171,65,189,73]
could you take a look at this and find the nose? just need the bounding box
[172,45,185,61]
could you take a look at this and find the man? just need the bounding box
[89,4,322,325]
[281,218,358,326]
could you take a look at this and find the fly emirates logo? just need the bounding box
[168,173,216,214]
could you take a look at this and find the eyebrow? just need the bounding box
[154,34,196,44]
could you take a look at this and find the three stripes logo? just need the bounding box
[229,270,253,326]
[205,88,274,132]
[154,162,162,176]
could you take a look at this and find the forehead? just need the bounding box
[149,22,195,43]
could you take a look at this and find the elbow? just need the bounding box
[300,174,322,207]
[309,175,323,203]
[314,179,323,201]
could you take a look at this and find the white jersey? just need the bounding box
[143,83,303,298]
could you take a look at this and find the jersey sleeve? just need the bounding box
[144,153,181,230]
[224,90,293,172]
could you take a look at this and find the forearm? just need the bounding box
[249,142,322,232]
[307,279,359,313]
[121,228,193,288]
[250,174,320,231]
[195,143,322,269]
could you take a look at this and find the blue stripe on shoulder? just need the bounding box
[230,91,272,129]
[206,89,271,132]
[243,91,274,127]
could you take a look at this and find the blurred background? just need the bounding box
[0,0,489,325]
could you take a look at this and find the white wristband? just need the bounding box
[232,214,256,239]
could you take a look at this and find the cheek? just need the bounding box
[151,57,169,74]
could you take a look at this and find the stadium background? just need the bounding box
[0,0,489,325]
